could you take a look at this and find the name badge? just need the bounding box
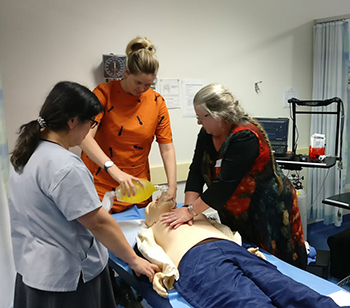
[215,159,222,167]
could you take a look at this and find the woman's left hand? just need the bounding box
[160,207,194,229]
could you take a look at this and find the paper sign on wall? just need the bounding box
[182,79,205,117]
[158,79,181,109]
[283,87,300,108]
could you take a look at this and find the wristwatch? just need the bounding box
[104,160,114,172]
[187,204,198,217]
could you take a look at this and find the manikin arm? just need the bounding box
[77,207,159,282]
[136,224,179,298]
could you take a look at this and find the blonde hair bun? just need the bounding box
[126,37,156,55]
[125,36,159,75]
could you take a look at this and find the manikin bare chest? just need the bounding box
[151,214,233,267]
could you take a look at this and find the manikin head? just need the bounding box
[145,192,175,227]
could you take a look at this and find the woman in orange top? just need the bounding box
[80,37,176,213]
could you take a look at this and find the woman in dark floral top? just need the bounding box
[161,83,307,269]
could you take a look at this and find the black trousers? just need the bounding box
[13,265,116,308]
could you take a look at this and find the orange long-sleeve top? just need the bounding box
[81,80,173,213]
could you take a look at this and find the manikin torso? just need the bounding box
[145,194,240,267]
[153,214,235,267]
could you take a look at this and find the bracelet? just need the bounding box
[187,204,198,217]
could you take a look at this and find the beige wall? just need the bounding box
[1,0,350,202]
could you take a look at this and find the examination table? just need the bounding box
[108,205,350,307]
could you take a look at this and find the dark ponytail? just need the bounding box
[10,120,42,172]
[10,81,102,172]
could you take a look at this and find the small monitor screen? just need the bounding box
[255,118,289,142]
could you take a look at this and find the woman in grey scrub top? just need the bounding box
[8,81,159,308]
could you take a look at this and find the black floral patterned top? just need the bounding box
[185,123,307,269]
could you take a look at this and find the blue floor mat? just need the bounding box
[307,214,350,291]
[307,214,350,251]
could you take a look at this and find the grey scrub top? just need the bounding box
[8,141,108,292]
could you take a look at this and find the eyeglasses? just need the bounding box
[196,114,209,122]
[89,119,98,129]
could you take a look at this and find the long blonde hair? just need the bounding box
[125,37,159,75]
[194,83,283,194]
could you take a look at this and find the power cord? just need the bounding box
[309,168,331,208]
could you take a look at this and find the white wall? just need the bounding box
[1,0,349,165]
[0,2,348,190]
[1,1,350,307]
[0,0,350,180]
[2,0,350,202]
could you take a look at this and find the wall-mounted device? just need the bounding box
[102,54,126,79]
